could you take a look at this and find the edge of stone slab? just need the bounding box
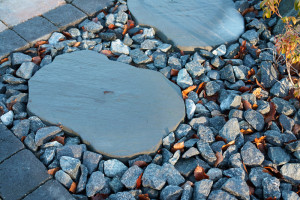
[27,50,185,162]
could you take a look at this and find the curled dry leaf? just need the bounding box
[51,136,65,145]
[180,50,185,56]
[214,151,223,167]
[239,86,251,93]
[133,29,143,36]
[265,198,277,200]
[215,135,227,143]
[170,69,179,76]
[122,24,128,35]
[243,162,248,174]
[172,142,185,151]
[196,82,206,95]
[32,56,41,65]
[241,129,254,134]
[91,193,109,200]
[242,99,252,110]
[242,6,254,16]
[221,140,235,152]
[101,50,113,57]
[253,136,267,154]
[108,24,115,29]
[62,31,72,39]
[73,42,81,47]
[264,102,276,123]
[21,136,26,143]
[246,68,255,79]
[136,173,143,189]
[133,161,148,168]
[0,57,8,64]
[255,78,266,91]
[194,165,209,181]
[138,194,150,200]
[252,87,262,98]
[252,104,258,109]
[69,182,77,193]
[182,85,197,99]
[47,167,60,175]
[127,20,135,29]
[263,166,283,179]
[34,40,48,48]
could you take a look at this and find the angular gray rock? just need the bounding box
[85,171,106,197]
[241,141,264,166]
[55,170,73,189]
[221,178,250,200]
[28,50,185,161]
[260,61,278,88]
[262,177,281,199]
[35,126,62,146]
[16,62,39,79]
[162,163,185,186]
[268,147,290,165]
[197,141,217,165]
[76,164,88,193]
[160,185,183,200]
[194,179,213,199]
[280,163,300,184]
[104,159,128,178]
[121,165,143,189]
[83,151,102,174]
[249,167,273,188]
[60,156,81,180]
[244,109,264,131]
[220,94,241,111]
[142,164,166,190]
[208,190,237,200]
[219,118,240,142]
[177,68,193,89]
[11,52,32,66]
[128,0,244,51]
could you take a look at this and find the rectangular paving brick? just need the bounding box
[43,4,87,31]
[23,180,75,200]
[13,16,58,46]
[0,124,24,163]
[71,0,114,16]
[0,149,51,200]
[0,29,29,60]
[0,0,65,27]
[0,21,8,32]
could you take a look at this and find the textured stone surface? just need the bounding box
[28,50,185,161]
[0,0,65,27]
[71,0,114,16]
[0,124,24,163]
[128,0,244,51]
[0,150,51,200]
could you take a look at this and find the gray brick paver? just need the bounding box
[71,0,114,16]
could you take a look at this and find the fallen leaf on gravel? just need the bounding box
[122,24,128,35]
[241,129,254,134]
[191,134,199,139]
[101,50,113,57]
[239,86,251,93]
[108,24,115,29]
[180,50,185,56]
[252,104,258,109]
[138,194,150,200]
[265,197,277,200]
[243,162,248,174]
[264,102,276,123]
[127,20,135,29]
[0,58,8,64]
[62,31,72,39]
[136,173,143,189]
[196,82,206,94]
[242,6,254,16]
[73,42,81,47]
[6,98,17,110]
[253,136,267,154]
[47,167,60,175]
[32,56,41,65]
[246,68,255,79]
[194,165,209,181]
[242,99,252,110]
[182,85,197,99]
[215,135,227,143]
[69,182,77,193]
[221,140,235,151]
[91,193,109,200]
[133,29,143,36]
[263,166,283,179]
[51,136,65,145]
[214,152,223,167]
[255,78,266,91]
[252,88,262,98]
[133,161,148,168]
[170,69,179,76]
[92,17,98,23]
[34,40,48,48]
[21,136,26,143]
[292,124,300,136]
[173,142,184,151]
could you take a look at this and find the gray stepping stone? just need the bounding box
[13,16,58,46]
[0,149,51,200]
[128,0,244,51]
[71,0,114,16]
[0,124,24,163]
[43,4,87,31]
[23,180,75,200]
[28,50,185,161]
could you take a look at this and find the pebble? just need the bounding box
[241,29,259,45]
[262,177,281,199]
[104,159,128,178]
[241,141,264,166]
[194,179,213,199]
[56,144,86,160]
[280,163,300,185]
[160,185,183,200]
[197,125,215,143]
[35,126,61,146]
[249,167,272,188]
[11,119,30,139]
[271,97,296,116]
[208,190,237,200]
[219,118,240,142]
[260,61,278,88]
[55,170,73,188]
[142,164,166,190]
[76,165,88,193]
[205,81,221,96]
[121,165,143,189]
[207,168,223,181]
[212,44,226,56]
[162,163,185,186]
[197,141,217,165]
[268,147,290,165]
[109,192,135,200]
[2,74,26,84]
[129,48,152,64]
[40,148,55,166]
[244,109,264,131]
[185,61,205,78]
[84,21,103,33]
[176,68,193,89]
[220,64,235,83]
[85,171,106,197]
[16,62,39,79]
[221,178,250,200]
[109,177,124,193]
[224,43,239,59]
[24,132,38,151]
[111,39,130,55]
[220,94,241,111]
[82,151,102,174]
[185,99,196,120]
[60,156,81,180]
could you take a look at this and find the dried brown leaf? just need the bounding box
[136,173,143,189]
[47,167,60,175]
[194,165,209,181]
[247,68,255,79]
[241,129,254,134]
[221,140,235,151]
[133,161,148,168]
[264,102,276,123]
[214,152,223,167]
[170,69,179,76]
[196,82,206,95]
[239,86,251,93]
[91,193,109,200]
[138,194,150,200]
[215,135,227,143]
[32,56,41,65]
[69,182,77,193]
[242,99,252,110]
[51,136,65,145]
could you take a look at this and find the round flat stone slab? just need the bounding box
[128,0,244,51]
[28,50,185,161]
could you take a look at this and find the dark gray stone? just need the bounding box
[29,116,46,133]
[181,183,193,200]
[285,140,300,152]
[279,115,294,131]
[23,180,75,200]
[241,29,259,45]
[208,190,237,200]
[28,50,184,161]
[249,167,272,188]
[220,94,241,111]
[219,118,240,142]
[35,126,62,146]
[121,165,143,189]
[0,30,29,60]
[197,125,215,143]
[128,155,152,167]
[221,178,250,200]
[83,151,102,174]
[174,158,197,178]
[160,185,183,200]
[260,61,278,89]
[224,168,246,180]
[174,124,192,139]
[128,0,244,51]
[207,168,223,181]
[109,192,135,200]
[162,163,185,186]
[268,147,290,165]
[0,124,24,163]
[11,119,30,139]
[220,65,235,83]
[177,69,193,89]
[13,16,58,46]
[244,109,264,131]
[71,0,114,16]
[76,164,88,193]
[280,163,300,184]
[185,61,205,78]
[197,141,217,165]
[0,150,51,200]
[24,132,38,152]
[282,190,300,200]
[40,148,56,166]
[43,4,87,31]
[262,177,281,199]
[11,52,32,66]
[224,43,239,59]
[60,156,81,180]
[109,177,124,193]
[56,144,86,160]
[104,159,128,178]
[142,164,166,190]
[86,171,106,197]
[271,97,296,116]
[2,74,26,85]
[194,179,213,199]
[241,141,264,166]
[205,81,221,96]
[264,130,283,146]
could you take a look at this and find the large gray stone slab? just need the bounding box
[71,0,114,16]
[43,4,87,31]
[128,0,244,51]
[0,149,51,200]
[0,0,65,27]
[28,50,185,161]
[13,16,58,46]
[0,29,29,60]
[0,21,8,32]
[23,180,75,200]
[0,123,24,163]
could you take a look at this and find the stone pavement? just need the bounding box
[0,0,114,60]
